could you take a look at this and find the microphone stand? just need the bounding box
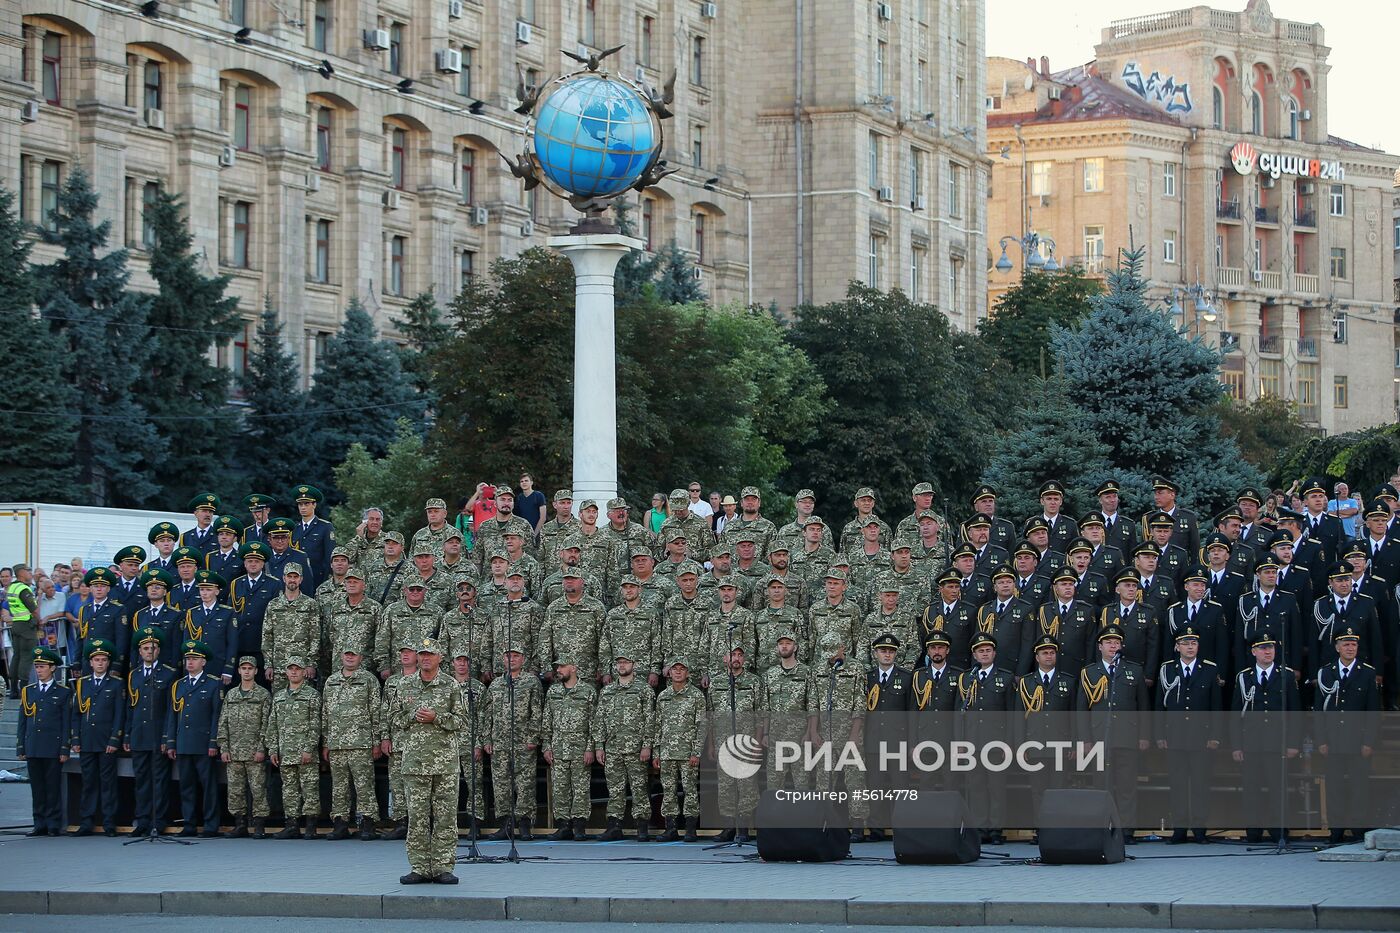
[499,599,522,862]
[456,674,496,863]
[706,620,753,850]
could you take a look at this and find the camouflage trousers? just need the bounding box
[765,729,812,792]
[657,757,698,818]
[549,756,591,820]
[714,740,759,819]
[603,750,651,820]
[279,761,321,818]
[388,750,406,819]
[327,748,376,820]
[490,746,538,821]
[405,773,457,877]
[459,754,486,820]
[226,759,270,817]
[818,713,867,820]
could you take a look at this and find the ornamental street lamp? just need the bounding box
[995,232,1059,274]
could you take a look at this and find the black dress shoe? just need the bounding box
[1193,831,1209,844]
[433,873,459,884]
[1167,830,1188,845]
[48,829,62,837]
[399,872,431,885]
[104,827,118,837]
[178,827,198,837]
[71,825,94,837]
[25,828,45,837]
[200,829,221,838]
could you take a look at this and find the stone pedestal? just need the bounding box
[548,233,642,510]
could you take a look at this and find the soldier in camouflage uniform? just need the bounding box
[792,516,837,585]
[365,532,409,602]
[217,656,272,838]
[760,544,809,610]
[400,543,456,612]
[375,579,441,676]
[875,538,934,616]
[654,529,693,580]
[502,530,544,598]
[393,638,465,885]
[699,579,758,682]
[698,542,748,605]
[845,517,890,605]
[473,486,536,574]
[862,582,922,668]
[440,578,492,678]
[719,486,779,558]
[322,567,381,680]
[628,546,677,609]
[840,487,892,553]
[732,534,772,606]
[806,567,864,667]
[449,649,487,831]
[483,645,543,840]
[537,489,578,576]
[261,564,322,692]
[410,498,455,560]
[911,510,955,579]
[659,562,713,677]
[707,646,764,841]
[652,657,707,841]
[476,550,511,606]
[601,576,661,688]
[342,507,387,570]
[484,568,544,676]
[542,568,608,684]
[762,630,814,791]
[542,658,597,840]
[656,489,716,564]
[574,500,624,603]
[811,633,871,832]
[754,576,805,672]
[595,650,656,840]
[601,497,653,574]
[539,537,604,607]
[320,547,352,601]
[776,488,834,553]
[266,657,323,839]
[380,642,418,839]
[894,482,941,541]
[438,529,474,588]
[321,647,383,840]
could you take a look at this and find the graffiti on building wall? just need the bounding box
[1121,61,1194,114]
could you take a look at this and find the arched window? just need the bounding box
[1250,92,1262,135]
[1211,86,1223,130]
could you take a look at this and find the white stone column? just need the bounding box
[547,232,642,510]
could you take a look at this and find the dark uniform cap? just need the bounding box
[243,493,277,510]
[923,631,952,648]
[1215,507,1243,525]
[1066,537,1093,556]
[1174,625,1201,642]
[83,563,114,585]
[1079,511,1106,528]
[1274,507,1304,523]
[1146,511,1176,530]
[1202,531,1231,551]
[147,521,178,543]
[1236,487,1264,506]
[970,632,997,651]
[989,563,1015,582]
[214,515,244,534]
[1371,483,1399,502]
[1038,480,1066,497]
[951,543,977,561]
[86,639,114,659]
[1095,480,1121,497]
[188,492,221,512]
[173,547,200,565]
[1334,625,1361,643]
[136,626,162,647]
[1013,541,1039,560]
[1023,516,1050,534]
[1300,477,1328,497]
[292,485,324,503]
[32,646,61,665]
[1133,540,1161,557]
[1097,625,1126,643]
[1327,561,1354,580]
[115,545,147,564]
[936,568,961,587]
[265,517,295,536]
[1253,554,1281,572]
[140,568,174,589]
[1266,531,1294,550]
[1032,634,1060,654]
[1113,567,1141,586]
[1251,632,1279,648]
[182,639,210,659]
[239,541,271,559]
[1052,567,1078,585]
[1151,476,1179,493]
[871,632,901,651]
[1341,542,1368,562]
[1182,564,1209,585]
[1363,499,1391,520]
[971,484,998,503]
[963,513,991,530]
[195,569,225,588]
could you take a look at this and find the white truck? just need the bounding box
[0,502,191,574]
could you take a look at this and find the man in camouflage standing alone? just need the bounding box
[217,656,272,838]
[394,638,465,885]
[321,647,382,840]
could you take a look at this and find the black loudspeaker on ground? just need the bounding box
[1036,789,1126,864]
[755,790,850,863]
[891,792,981,864]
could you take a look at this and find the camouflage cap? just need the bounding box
[553,656,576,668]
[344,567,366,581]
[282,562,304,577]
[668,656,692,671]
[578,499,599,512]
[716,578,739,589]
[879,580,902,594]
[554,489,574,503]
[734,530,758,545]
[606,497,628,510]
[710,542,733,558]
[562,567,585,580]
[284,655,308,669]
[767,541,790,554]
[620,574,641,586]
[455,576,477,590]
[740,485,761,498]
[415,638,443,656]
[665,528,689,543]
[424,498,447,510]
[854,486,876,501]
[383,531,406,546]
[494,485,514,498]
[773,626,799,643]
[331,546,352,560]
[558,535,584,551]
[912,482,935,496]
[763,574,789,589]
[675,560,703,578]
[916,509,941,522]
[612,648,634,661]
[890,537,914,551]
[794,488,816,501]
[669,488,689,502]
[489,548,511,564]
[803,515,827,528]
[502,643,526,656]
[823,567,847,582]
[398,639,421,652]
[629,545,656,561]
[504,564,525,578]
[410,542,436,558]
[860,515,882,529]
[444,527,464,542]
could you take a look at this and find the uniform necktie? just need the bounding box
[1108,661,1118,678]
[188,677,196,687]
[1182,664,1193,681]
[1261,594,1270,613]
[979,670,988,683]
[1188,603,1197,623]
[1341,665,1350,683]
[1042,673,1051,688]
[1059,603,1069,620]
[880,671,888,685]
[1373,540,1382,557]
[932,669,941,684]
[1213,573,1222,587]
[40,683,48,694]
[1338,599,1348,615]
[1259,669,1269,688]
[996,601,1006,614]
[144,667,152,676]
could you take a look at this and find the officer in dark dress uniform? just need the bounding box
[920,569,978,668]
[1147,476,1199,560]
[184,570,238,686]
[949,543,993,609]
[1015,634,1077,825]
[1155,625,1221,843]
[17,647,71,836]
[978,565,1035,676]
[290,484,336,592]
[1161,565,1229,675]
[1035,481,1079,555]
[965,485,1017,554]
[1094,480,1139,557]
[206,515,246,594]
[1313,626,1381,843]
[126,626,178,836]
[264,517,316,594]
[909,631,962,788]
[77,568,131,676]
[1010,541,1053,612]
[956,632,1014,843]
[963,513,1011,574]
[1099,568,1161,684]
[1311,562,1382,678]
[168,549,203,615]
[243,493,277,546]
[131,569,180,670]
[1064,537,1112,609]
[1022,567,1097,679]
[1235,488,1273,555]
[1231,632,1301,843]
[69,639,126,835]
[1298,476,1346,567]
[1132,538,1179,617]
[1080,512,1127,584]
[181,492,222,558]
[863,631,912,840]
[230,543,282,682]
[164,639,224,837]
[1077,625,1150,842]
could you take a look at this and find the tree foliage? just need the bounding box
[235,296,306,496]
[35,168,162,506]
[1215,395,1313,475]
[395,290,450,398]
[0,186,79,500]
[1271,423,1400,497]
[978,266,1103,380]
[330,419,439,540]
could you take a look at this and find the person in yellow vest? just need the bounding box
[7,563,41,689]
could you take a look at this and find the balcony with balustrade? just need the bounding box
[1298,338,1319,359]
[1259,270,1282,291]
[1293,273,1319,295]
[1107,8,1318,43]
[1217,267,1245,288]
[1255,206,1279,225]
[1217,198,1241,221]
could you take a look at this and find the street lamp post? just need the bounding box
[995,232,1059,274]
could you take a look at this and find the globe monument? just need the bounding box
[505,48,675,508]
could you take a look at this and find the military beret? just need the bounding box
[1114,567,1141,586]
[1013,541,1039,560]
[1039,480,1065,497]
[331,546,351,559]
[188,492,222,512]
[424,497,447,510]
[971,484,998,503]
[970,632,997,651]
[173,547,200,565]
[134,626,162,647]
[239,541,270,559]
[383,531,406,546]
[344,567,366,581]
[1363,499,1391,520]
[214,515,244,534]
[282,562,304,577]
[284,655,308,669]
[1300,477,1328,497]
[579,499,599,511]
[141,568,174,589]
[823,567,847,582]
[86,639,114,659]
[794,488,816,501]
[1334,625,1361,643]
[114,545,147,564]
[607,497,628,510]
[148,522,180,544]
[936,568,961,587]
[183,639,210,659]
[1133,541,1160,557]
[854,486,876,501]
[292,485,324,503]
[1253,554,1281,572]
[741,486,761,498]
[553,489,574,503]
[1096,625,1126,643]
[195,569,224,588]
[1236,487,1264,506]
[629,545,655,561]
[243,493,277,510]
[1095,480,1121,497]
[410,542,436,557]
[989,563,1015,582]
[237,655,259,667]
[911,482,934,496]
[669,488,689,502]
[923,630,951,647]
[495,485,515,498]
[1052,567,1077,585]
[1066,537,1092,556]
[963,513,991,530]
[1151,476,1179,493]
[416,638,443,655]
[1327,561,1354,580]
[1173,625,1201,642]
[265,517,294,535]
[1182,564,1209,585]
[403,577,428,589]
[1023,516,1050,534]
[1079,511,1106,528]
[1033,634,1060,654]
[676,560,703,578]
[562,567,584,580]
[32,646,61,665]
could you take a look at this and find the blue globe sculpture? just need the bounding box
[531,74,660,200]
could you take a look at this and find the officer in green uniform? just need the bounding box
[68,640,126,835]
[653,656,707,841]
[17,647,70,835]
[708,645,764,841]
[322,648,383,840]
[484,643,543,841]
[164,640,223,837]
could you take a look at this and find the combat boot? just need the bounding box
[252,818,266,839]
[683,816,699,842]
[386,818,408,840]
[545,821,574,841]
[635,819,650,842]
[485,820,512,841]
[715,827,735,842]
[303,818,320,839]
[573,818,589,840]
[225,815,248,839]
[327,818,350,840]
[273,820,299,840]
[598,818,623,841]
[517,818,534,841]
[659,817,679,841]
[358,816,380,840]
[737,826,753,843]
